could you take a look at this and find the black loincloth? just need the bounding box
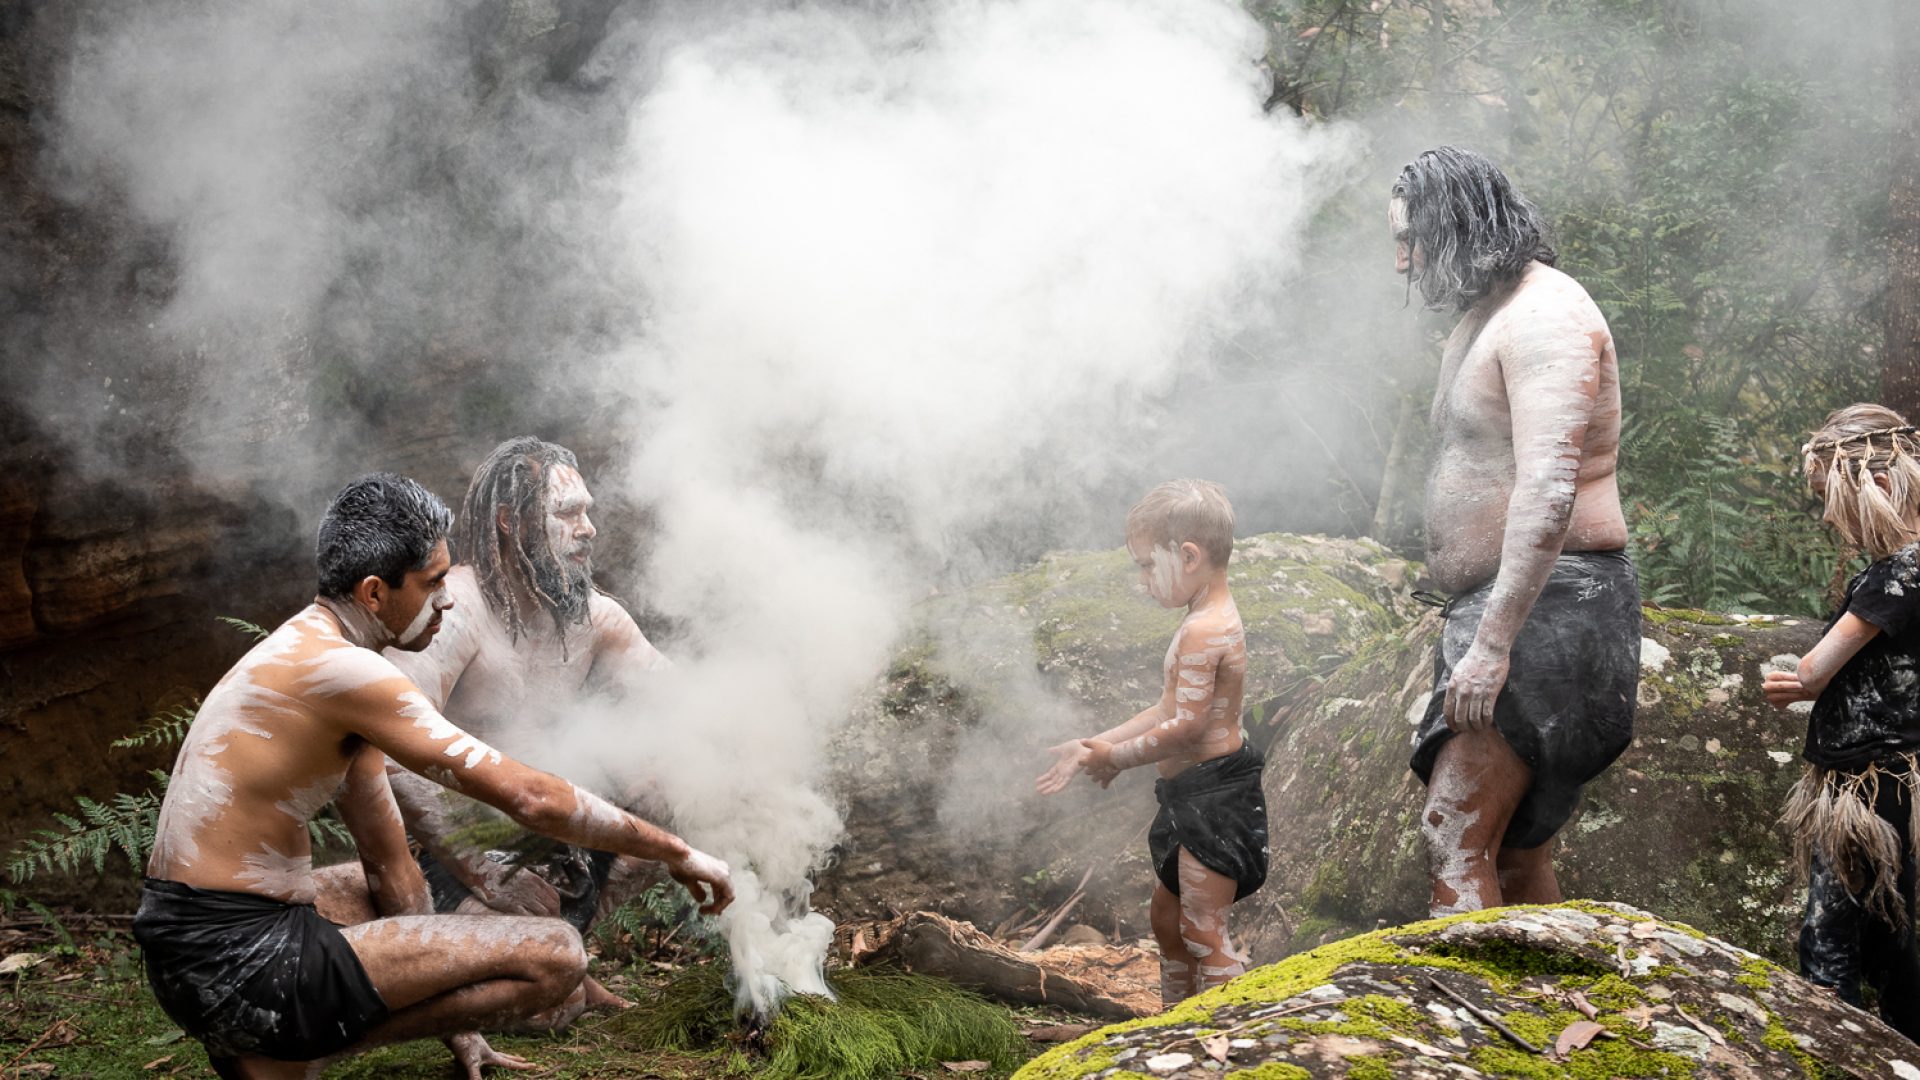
[132,878,388,1062]
[1149,744,1269,902]
[419,843,617,932]
[1409,550,1641,850]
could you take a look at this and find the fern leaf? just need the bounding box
[216,615,270,641]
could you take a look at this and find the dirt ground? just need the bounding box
[0,908,1099,1079]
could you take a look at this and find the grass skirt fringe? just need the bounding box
[1782,753,1920,927]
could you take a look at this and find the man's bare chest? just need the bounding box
[1431,324,1511,447]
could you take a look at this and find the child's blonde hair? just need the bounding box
[1803,403,1920,559]
[1126,480,1235,567]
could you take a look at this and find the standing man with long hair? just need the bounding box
[1393,146,1641,914]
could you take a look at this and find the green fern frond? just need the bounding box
[216,615,271,641]
[111,698,201,751]
[4,788,162,884]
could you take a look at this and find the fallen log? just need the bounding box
[848,911,1158,1020]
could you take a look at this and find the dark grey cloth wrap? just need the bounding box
[1409,549,1641,850]
[1148,743,1270,902]
[133,878,388,1062]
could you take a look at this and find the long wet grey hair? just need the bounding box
[1392,145,1556,312]
[456,436,595,652]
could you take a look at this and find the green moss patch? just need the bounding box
[611,965,1028,1080]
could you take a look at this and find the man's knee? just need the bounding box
[1419,798,1486,862]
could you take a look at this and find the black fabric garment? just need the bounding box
[419,842,617,932]
[1409,549,1641,850]
[1798,769,1920,1042]
[132,878,388,1062]
[1148,743,1269,902]
[1806,544,1920,770]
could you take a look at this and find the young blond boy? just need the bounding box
[1036,480,1268,1004]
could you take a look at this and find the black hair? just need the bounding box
[315,472,453,600]
[456,436,595,648]
[1392,145,1556,312]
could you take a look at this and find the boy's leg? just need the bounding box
[1150,884,1195,1006]
[1420,726,1528,914]
[1175,849,1246,993]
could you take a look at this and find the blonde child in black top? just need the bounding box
[1764,404,1920,1039]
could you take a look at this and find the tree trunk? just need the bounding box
[1883,13,1920,417]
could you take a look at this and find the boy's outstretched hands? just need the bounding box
[1035,740,1091,795]
[1079,739,1120,787]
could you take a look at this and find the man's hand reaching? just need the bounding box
[1034,740,1091,795]
[1443,641,1510,733]
[667,848,733,915]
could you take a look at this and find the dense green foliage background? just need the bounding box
[1245,0,1901,614]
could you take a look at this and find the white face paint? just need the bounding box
[543,465,593,565]
[396,584,448,647]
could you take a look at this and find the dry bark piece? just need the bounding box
[939,1061,989,1072]
[1200,1034,1230,1062]
[1554,1019,1605,1057]
[852,911,1157,1018]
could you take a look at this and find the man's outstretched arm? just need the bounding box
[1445,310,1607,732]
[334,662,731,914]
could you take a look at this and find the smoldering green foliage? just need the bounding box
[612,965,1029,1080]
[1250,0,1900,613]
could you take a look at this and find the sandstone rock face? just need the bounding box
[1015,903,1913,1079]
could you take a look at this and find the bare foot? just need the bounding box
[582,975,632,1011]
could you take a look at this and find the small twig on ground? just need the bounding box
[1153,1000,1334,1053]
[1020,866,1096,953]
[1427,977,1541,1054]
[2,1014,76,1072]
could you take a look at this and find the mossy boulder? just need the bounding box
[1016,903,1913,1079]
[1241,607,1823,967]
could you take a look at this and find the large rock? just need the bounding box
[1016,903,1914,1079]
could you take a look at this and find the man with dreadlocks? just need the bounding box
[1764,404,1920,1039]
[314,439,669,1008]
[1392,146,1639,915]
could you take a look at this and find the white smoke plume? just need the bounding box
[582,0,1352,1013]
[45,0,1354,1018]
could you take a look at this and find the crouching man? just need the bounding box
[132,473,732,1080]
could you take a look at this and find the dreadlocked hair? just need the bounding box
[1392,145,1556,313]
[1802,404,1920,560]
[456,436,594,655]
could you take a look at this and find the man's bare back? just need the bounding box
[1424,261,1627,595]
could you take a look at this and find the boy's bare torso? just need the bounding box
[1424,262,1627,593]
[1152,598,1248,777]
